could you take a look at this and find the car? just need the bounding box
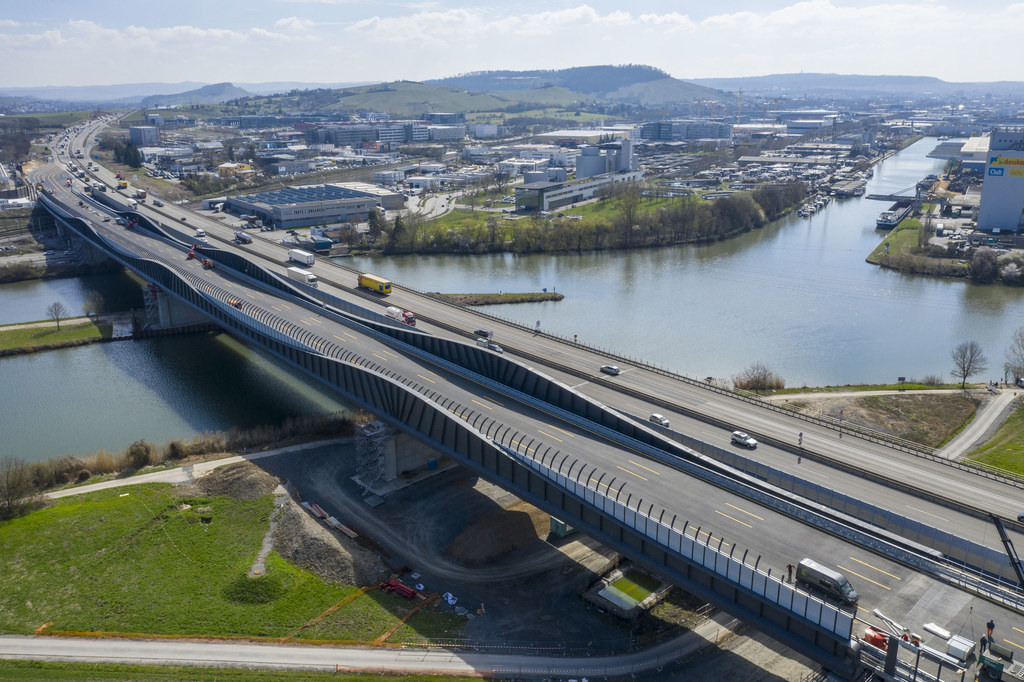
[102,217,110,222]
[649,414,670,427]
[731,431,758,449]
[43,250,55,255]
[63,250,72,255]
[474,329,493,339]
[487,342,503,354]
[600,364,620,376]
[1019,511,1024,523]
[180,216,188,221]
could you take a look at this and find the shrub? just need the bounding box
[125,440,155,470]
[733,362,785,393]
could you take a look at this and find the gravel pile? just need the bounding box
[274,499,388,586]
[194,461,280,500]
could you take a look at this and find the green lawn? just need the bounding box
[0,484,463,643]
[969,403,1024,476]
[866,220,920,263]
[0,319,112,351]
[0,660,477,681]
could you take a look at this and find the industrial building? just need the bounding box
[225,183,399,229]
[514,169,644,212]
[128,126,160,146]
[576,139,637,180]
[977,128,1024,233]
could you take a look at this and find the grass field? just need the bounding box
[0,319,112,351]
[774,382,963,394]
[866,220,920,263]
[0,484,463,642]
[0,660,477,681]
[969,403,1024,476]
[610,570,661,604]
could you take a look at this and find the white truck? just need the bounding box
[234,231,253,244]
[385,306,416,326]
[286,267,318,288]
[288,248,315,266]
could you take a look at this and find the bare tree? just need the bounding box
[1006,327,1024,384]
[0,455,36,520]
[951,340,988,390]
[46,300,69,331]
[733,362,785,393]
[83,291,105,318]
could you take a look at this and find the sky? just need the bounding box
[3,0,1024,88]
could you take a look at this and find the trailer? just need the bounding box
[288,248,315,266]
[357,273,392,295]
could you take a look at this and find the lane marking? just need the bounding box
[372,353,387,361]
[271,305,282,312]
[905,505,949,523]
[628,460,661,476]
[848,557,902,581]
[333,335,345,341]
[714,509,752,528]
[382,349,399,358]
[616,465,648,481]
[344,332,357,339]
[837,564,891,591]
[417,374,436,384]
[1013,626,1024,636]
[280,304,292,309]
[588,477,620,496]
[537,429,563,443]
[725,502,764,521]
[793,465,827,478]
[545,424,576,437]
[1002,638,1024,652]
[300,320,311,326]
[471,399,493,411]
[483,396,504,407]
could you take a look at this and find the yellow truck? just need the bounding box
[117,180,128,189]
[357,273,392,295]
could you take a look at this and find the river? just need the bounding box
[3,137,1017,463]
[349,137,1022,388]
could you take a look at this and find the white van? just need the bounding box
[194,229,206,238]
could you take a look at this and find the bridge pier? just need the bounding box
[353,420,452,497]
[141,282,215,330]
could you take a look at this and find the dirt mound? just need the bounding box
[274,499,388,586]
[194,461,280,500]
[447,500,550,565]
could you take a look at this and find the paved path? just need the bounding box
[0,613,740,677]
[46,438,352,499]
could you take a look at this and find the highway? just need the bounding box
[31,118,1024,667]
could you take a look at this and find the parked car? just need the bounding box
[649,414,670,427]
[731,431,758,449]
[600,365,620,376]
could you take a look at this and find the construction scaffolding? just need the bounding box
[355,420,389,495]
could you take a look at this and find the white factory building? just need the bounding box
[978,129,1024,234]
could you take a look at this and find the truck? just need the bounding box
[234,231,253,244]
[134,189,147,201]
[357,273,392,295]
[130,200,138,210]
[385,306,416,326]
[117,180,128,189]
[286,267,318,288]
[288,249,315,266]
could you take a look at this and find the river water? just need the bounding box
[350,137,1021,388]
[3,137,1017,463]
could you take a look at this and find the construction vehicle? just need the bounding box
[385,306,416,326]
[357,273,392,295]
[227,298,243,309]
[201,258,214,269]
[379,579,417,599]
[66,179,72,187]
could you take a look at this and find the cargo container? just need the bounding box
[288,249,315,266]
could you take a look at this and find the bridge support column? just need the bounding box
[142,282,213,329]
[353,420,450,496]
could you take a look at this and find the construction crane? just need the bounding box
[989,513,1024,589]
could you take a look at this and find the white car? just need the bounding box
[649,414,670,427]
[731,431,758,449]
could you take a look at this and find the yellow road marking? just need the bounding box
[271,305,282,311]
[300,320,311,325]
[714,509,752,528]
[484,396,505,407]
[280,304,292,309]
[837,565,891,591]
[344,332,357,339]
[537,429,563,443]
[628,459,660,475]
[417,374,436,384]
[372,353,387,361]
[725,502,763,521]
[509,439,537,454]
[224,282,232,287]
[616,465,648,481]
[1015,626,1024,636]
[588,477,620,496]
[848,557,901,581]
[472,399,493,410]
[545,424,576,437]
[256,292,265,298]
[333,335,345,341]
[382,349,399,358]
[1004,639,1024,652]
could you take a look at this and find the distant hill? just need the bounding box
[429,65,726,104]
[690,73,1024,98]
[140,82,253,107]
[0,82,207,104]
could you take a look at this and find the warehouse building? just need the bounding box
[978,128,1024,233]
[225,183,392,229]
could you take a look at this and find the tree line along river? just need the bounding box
[3,136,1019,463]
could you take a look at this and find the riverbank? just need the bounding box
[437,291,564,305]
[0,316,120,357]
